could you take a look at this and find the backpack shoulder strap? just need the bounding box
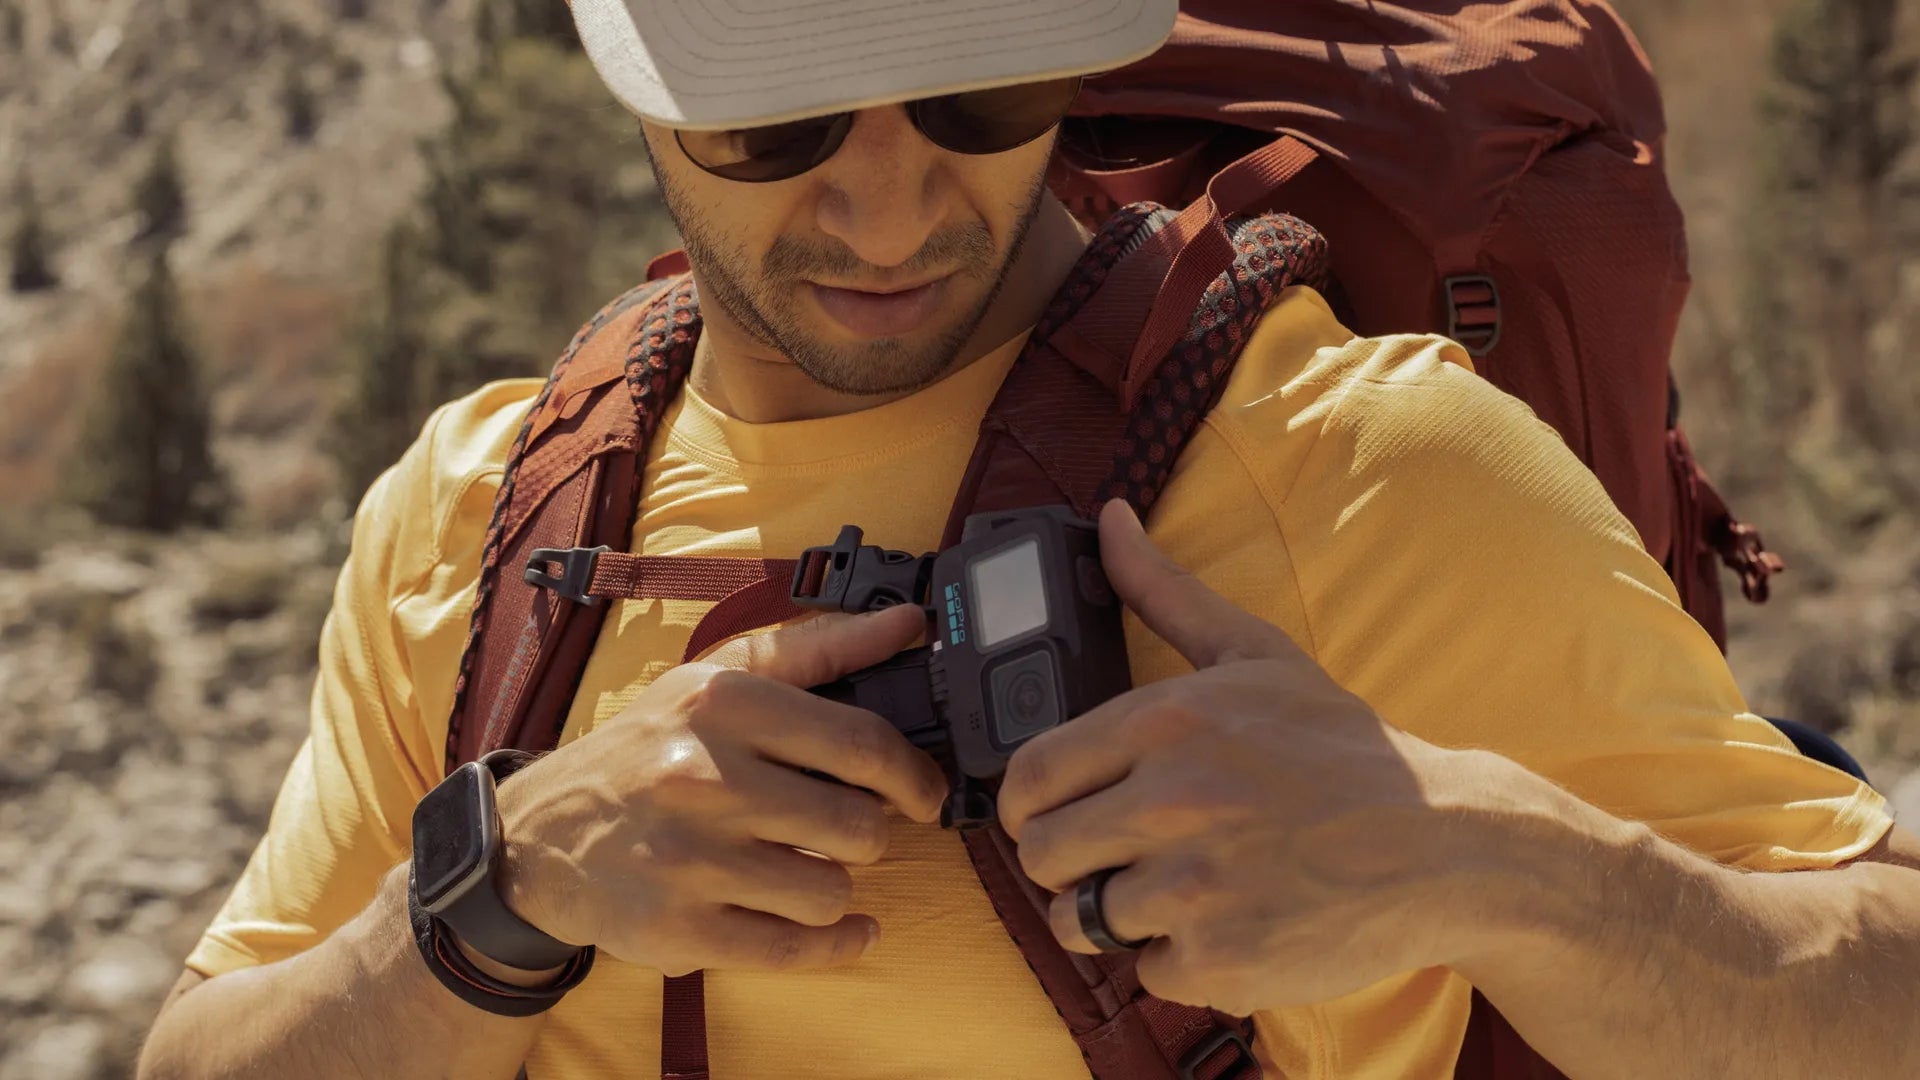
[635,206,1329,1080]
[949,202,1329,1080]
[443,273,696,773]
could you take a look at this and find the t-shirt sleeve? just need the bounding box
[1244,333,1891,871]
[186,398,497,977]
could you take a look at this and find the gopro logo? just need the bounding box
[943,583,968,645]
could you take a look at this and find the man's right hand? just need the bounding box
[490,604,948,977]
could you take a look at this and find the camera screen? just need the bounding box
[969,537,1050,648]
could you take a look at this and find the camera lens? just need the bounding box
[988,650,1061,748]
[1009,671,1047,725]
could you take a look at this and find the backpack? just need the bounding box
[1045,0,1783,650]
[449,202,1363,1080]
[431,7,1783,1076]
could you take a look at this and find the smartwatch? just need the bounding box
[410,749,582,972]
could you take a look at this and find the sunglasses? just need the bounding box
[675,77,1084,183]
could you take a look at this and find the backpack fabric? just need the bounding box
[1046,0,1783,649]
[445,203,1399,1079]
[429,6,1764,1075]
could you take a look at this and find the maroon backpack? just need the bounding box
[1047,0,1782,649]
[443,191,1579,1078]
[427,6,1755,1076]
[448,200,1334,1080]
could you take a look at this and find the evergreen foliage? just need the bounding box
[328,30,675,500]
[8,172,58,293]
[3,2,24,52]
[1739,0,1918,518]
[69,249,227,531]
[282,64,319,141]
[489,0,580,52]
[330,223,434,501]
[133,135,188,244]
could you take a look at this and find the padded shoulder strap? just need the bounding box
[444,274,696,772]
[947,203,1329,1080]
[948,204,1329,529]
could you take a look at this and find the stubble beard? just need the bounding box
[651,160,1049,396]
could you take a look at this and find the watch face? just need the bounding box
[413,763,494,911]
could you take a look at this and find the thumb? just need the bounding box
[704,602,927,689]
[1098,499,1290,669]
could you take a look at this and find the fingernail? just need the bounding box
[863,921,881,956]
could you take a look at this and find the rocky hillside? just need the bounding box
[1,1,1917,1077]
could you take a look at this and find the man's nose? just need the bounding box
[812,106,952,272]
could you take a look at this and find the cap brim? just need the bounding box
[572,0,1176,131]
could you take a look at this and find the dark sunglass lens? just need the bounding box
[914,77,1083,156]
[676,113,852,182]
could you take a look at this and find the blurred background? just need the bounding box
[0,0,1915,1075]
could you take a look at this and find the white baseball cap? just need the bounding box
[569,0,1177,131]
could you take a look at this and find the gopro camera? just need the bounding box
[792,506,1131,828]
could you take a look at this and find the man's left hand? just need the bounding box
[997,500,1522,1016]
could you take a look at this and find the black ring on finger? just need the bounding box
[1077,867,1151,953]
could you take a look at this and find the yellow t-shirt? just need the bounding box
[189,286,1891,1079]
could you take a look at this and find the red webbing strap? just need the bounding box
[678,574,808,664]
[1686,434,1784,603]
[653,562,807,1080]
[1123,138,1318,408]
[660,973,709,1080]
[577,551,798,603]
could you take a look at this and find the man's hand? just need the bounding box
[493,604,949,977]
[997,500,1512,1016]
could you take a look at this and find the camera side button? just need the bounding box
[1076,555,1115,607]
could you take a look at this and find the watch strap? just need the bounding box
[409,865,595,1018]
[439,748,583,971]
[437,854,584,971]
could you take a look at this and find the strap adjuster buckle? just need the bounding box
[789,525,933,614]
[1443,274,1502,358]
[1178,1024,1262,1080]
[525,546,610,605]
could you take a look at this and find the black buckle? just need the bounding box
[789,525,933,614]
[1443,274,1502,358]
[524,546,609,605]
[1178,1024,1261,1080]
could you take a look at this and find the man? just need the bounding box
[140,1,1920,1078]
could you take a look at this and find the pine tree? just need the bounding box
[8,173,58,293]
[69,249,227,531]
[282,64,319,141]
[325,19,677,503]
[132,135,188,244]
[498,0,578,51]
[121,99,148,139]
[330,223,434,502]
[3,2,25,52]
[1739,0,1917,516]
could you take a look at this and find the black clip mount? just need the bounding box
[525,545,610,605]
[789,526,935,614]
[788,527,999,828]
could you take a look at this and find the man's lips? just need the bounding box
[808,275,950,338]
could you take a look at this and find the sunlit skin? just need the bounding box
[640,105,1091,424]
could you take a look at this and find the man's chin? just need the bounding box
[776,319,972,396]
